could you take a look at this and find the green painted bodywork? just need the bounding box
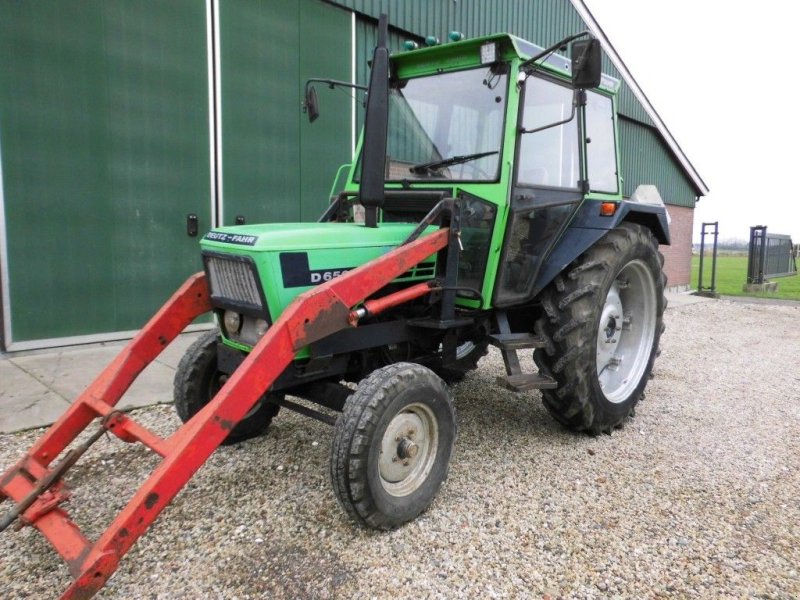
[201,222,436,350]
[344,34,622,309]
[202,33,622,352]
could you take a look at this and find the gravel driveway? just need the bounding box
[1,299,798,599]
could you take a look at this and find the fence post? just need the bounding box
[710,221,719,292]
[695,222,719,298]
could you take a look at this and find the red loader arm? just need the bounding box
[0,228,448,599]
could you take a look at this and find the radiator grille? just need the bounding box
[205,255,264,310]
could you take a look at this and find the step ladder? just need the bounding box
[488,311,557,392]
[0,229,449,600]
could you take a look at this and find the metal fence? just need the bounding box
[747,226,798,284]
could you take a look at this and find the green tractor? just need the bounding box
[0,16,671,596]
[181,16,668,529]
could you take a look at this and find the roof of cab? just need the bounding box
[390,32,620,93]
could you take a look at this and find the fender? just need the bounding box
[531,199,670,297]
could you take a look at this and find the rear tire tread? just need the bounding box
[533,223,666,434]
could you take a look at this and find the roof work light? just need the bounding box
[480,41,497,64]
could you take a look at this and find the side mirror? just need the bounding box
[571,38,602,89]
[304,85,319,122]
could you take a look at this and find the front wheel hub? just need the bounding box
[378,404,439,496]
[397,438,419,459]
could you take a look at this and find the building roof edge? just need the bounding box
[570,0,709,196]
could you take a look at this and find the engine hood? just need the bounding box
[199,221,440,343]
[201,222,428,252]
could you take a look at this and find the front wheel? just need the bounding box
[173,330,281,444]
[330,363,456,529]
[533,223,666,434]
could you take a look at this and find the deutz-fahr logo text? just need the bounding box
[279,252,354,288]
[204,231,258,246]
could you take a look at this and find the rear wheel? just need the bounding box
[174,330,281,444]
[330,362,455,529]
[533,223,666,433]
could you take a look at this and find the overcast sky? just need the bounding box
[583,0,800,244]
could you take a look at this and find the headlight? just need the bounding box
[255,318,269,338]
[223,310,241,335]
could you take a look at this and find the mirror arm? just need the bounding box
[519,90,581,136]
[303,79,368,121]
[519,30,592,75]
[304,78,367,96]
[302,77,368,121]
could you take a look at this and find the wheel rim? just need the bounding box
[378,403,439,497]
[437,340,476,361]
[595,259,657,403]
[455,340,476,360]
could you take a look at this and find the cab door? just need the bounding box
[494,74,585,307]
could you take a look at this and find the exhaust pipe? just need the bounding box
[359,13,389,228]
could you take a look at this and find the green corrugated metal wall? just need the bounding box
[220,0,351,225]
[618,118,697,205]
[345,0,584,47]
[0,1,211,345]
[0,0,351,349]
[339,0,693,209]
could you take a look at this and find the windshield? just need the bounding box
[359,66,508,182]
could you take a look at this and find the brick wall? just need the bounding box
[659,205,694,290]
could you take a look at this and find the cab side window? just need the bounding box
[586,91,618,194]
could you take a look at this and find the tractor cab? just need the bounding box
[317,32,620,310]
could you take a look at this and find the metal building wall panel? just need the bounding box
[0,0,211,346]
[219,0,351,225]
[299,2,354,220]
[617,84,653,125]
[618,118,696,208]
[219,0,301,224]
[348,0,583,55]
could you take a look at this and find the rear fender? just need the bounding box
[531,200,670,297]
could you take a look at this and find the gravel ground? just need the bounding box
[1,299,799,599]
